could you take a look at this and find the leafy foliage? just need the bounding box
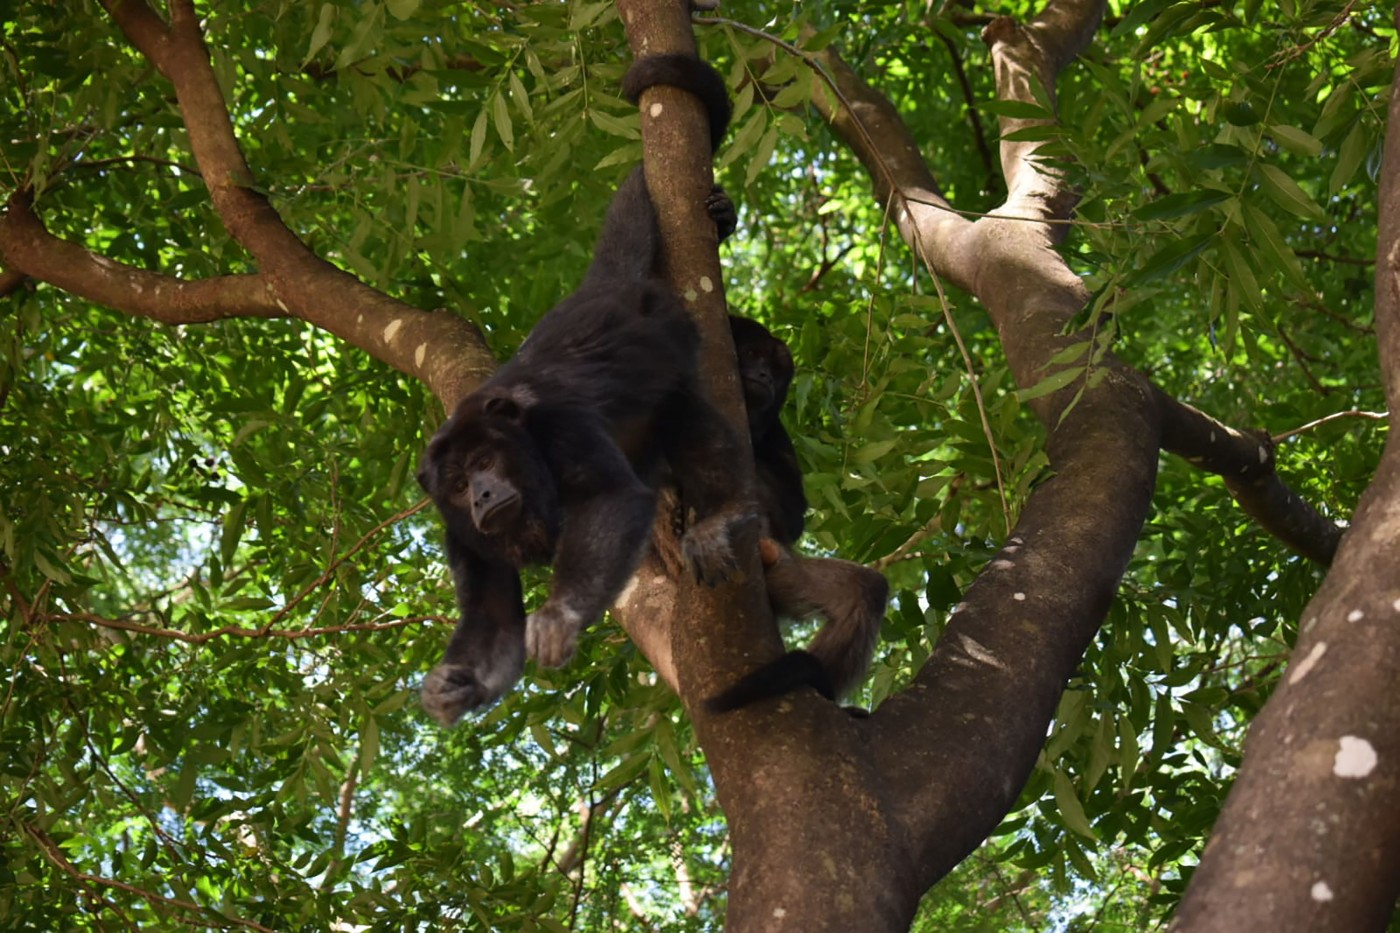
[0,0,1390,930]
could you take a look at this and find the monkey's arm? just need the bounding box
[525,410,658,667]
[421,537,527,726]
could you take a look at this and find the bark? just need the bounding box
[1170,8,1400,925]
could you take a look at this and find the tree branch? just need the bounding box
[609,0,772,709]
[806,8,1341,566]
[1,190,281,322]
[1155,389,1344,564]
[72,0,495,407]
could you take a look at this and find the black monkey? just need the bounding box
[417,54,751,726]
[706,317,890,712]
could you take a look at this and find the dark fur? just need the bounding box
[419,54,749,726]
[706,318,889,712]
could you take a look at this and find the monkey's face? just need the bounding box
[419,402,560,566]
[736,340,793,433]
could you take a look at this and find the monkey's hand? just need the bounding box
[525,602,585,668]
[706,186,737,242]
[758,536,785,567]
[422,660,512,726]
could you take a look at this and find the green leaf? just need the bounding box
[769,70,812,110]
[1267,124,1323,157]
[32,549,71,585]
[587,108,638,140]
[1052,769,1097,841]
[745,126,780,186]
[1132,189,1230,221]
[1241,202,1308,289]
[648,756,672,824]
[508,71,532,124]
[1219,236,1262,313]
[852,439,898,464]
[594,752,648,794]
[469,108,489,168]
[1223,101,1259,126]
[1330,123,1367,195]
[360,716,379,773]
[491,92,514,151]
[1017,365,1083,403]
[1257,164,1326,221]
[1046,340,1092,366]
[1130,232,1212,284]
[220,499,248,567]
[304,3,336,64]
[1186,143,1248,171]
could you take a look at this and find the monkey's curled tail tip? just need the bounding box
[704,650,834,713]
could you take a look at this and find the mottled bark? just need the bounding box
[1171,9,1400,926]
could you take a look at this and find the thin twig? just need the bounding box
[263,499,429,629]
[23,823,276,932]
[707,16,1011,526]
[1272,409,1388,443]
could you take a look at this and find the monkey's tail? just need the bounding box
[621,53,732,151]
[705,557,888,713]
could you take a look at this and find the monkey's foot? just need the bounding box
[526,603,584,668]
[682,511,755,586]
[421,663,502,727]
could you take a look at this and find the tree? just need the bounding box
[1,0,1396,930]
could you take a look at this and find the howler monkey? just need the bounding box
[417,54,751,726]
[706,317,890,712]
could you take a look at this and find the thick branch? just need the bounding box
[982,9,1100,221]
[1,191,280,322]
[612,6,915,933]
[801,0,1166,892]
[609,2,774,703]
[1172,13,1400,924]
[1156,389,1343,564]
[97,0,492,406]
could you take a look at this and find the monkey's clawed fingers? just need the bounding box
[421,663,495,727]
[706,186,737,242]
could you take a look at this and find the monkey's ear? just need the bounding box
[416,454,437,494]
[484,396,523,422]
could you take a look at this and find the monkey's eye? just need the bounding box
[472,453,494,472]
